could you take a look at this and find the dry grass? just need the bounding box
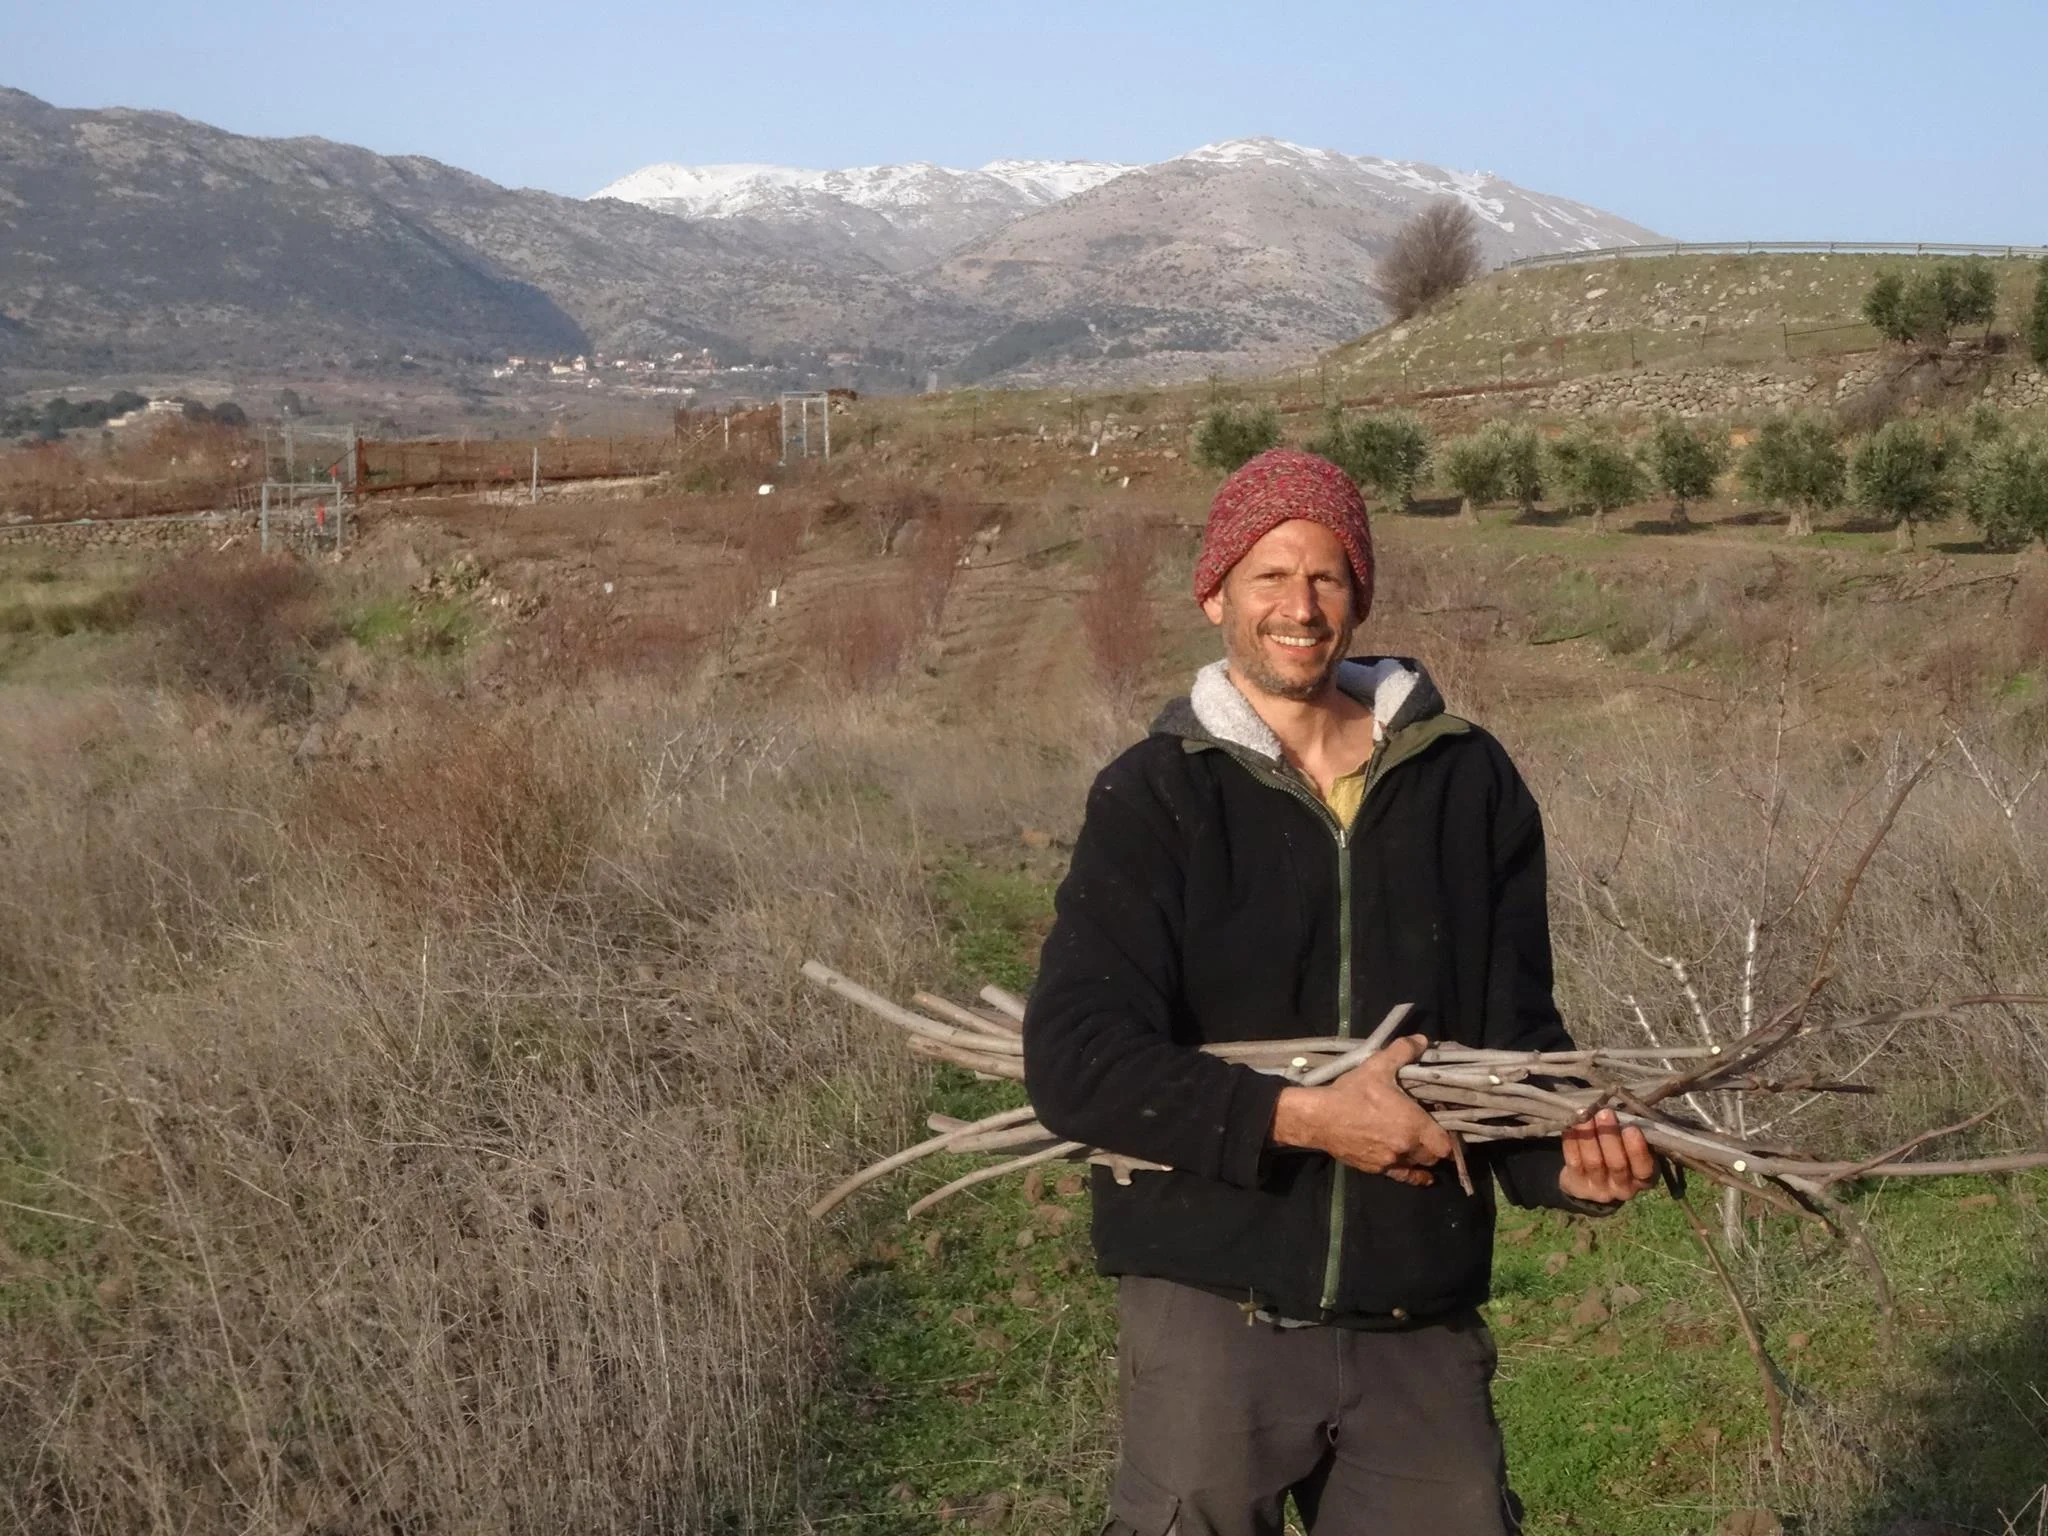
[0,669,1081,1533]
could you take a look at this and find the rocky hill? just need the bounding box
[0,89,1661,389]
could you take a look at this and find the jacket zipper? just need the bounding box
[1247,736,1389,1317]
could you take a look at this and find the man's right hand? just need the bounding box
[1268,1035,1454,1187]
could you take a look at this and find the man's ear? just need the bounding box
[1200,591,1226,626]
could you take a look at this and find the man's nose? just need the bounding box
[1278,575,1318,622]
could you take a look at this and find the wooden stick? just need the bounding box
[1675,1190,1787,1463]
[978,984,1028,1022]
[808,1104,1042,1219]
[914,990,1023,1038]
[907,1141,1084,1218]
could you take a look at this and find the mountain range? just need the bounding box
[0,87,1662,391]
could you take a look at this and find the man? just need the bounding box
[1023,448,1656,1536]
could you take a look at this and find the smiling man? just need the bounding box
[1023,448,1655,1536]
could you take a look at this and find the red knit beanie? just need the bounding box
[1192,448,1374,619]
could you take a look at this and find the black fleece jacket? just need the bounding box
[1023,657,1591,1327]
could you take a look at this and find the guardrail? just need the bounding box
[1502,240,2048,271]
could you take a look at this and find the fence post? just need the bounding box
[260,482,269,554]
[530,446,539,504]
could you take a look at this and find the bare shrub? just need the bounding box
[801,576,920,691]
[1079,518,1163,704]
[133,550,335,709]
[313,710,622,910]
[905,494,984,632]
[1372,199,1484,321]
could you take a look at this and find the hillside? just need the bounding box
[1324,250,2045,398]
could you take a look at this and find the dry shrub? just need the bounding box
[801,576,920,691]
[1372,199,1484,321]
[1078,517,1163,703]
[313,710,622,910]
[0,689,996,1535]
[905,493,984,632]
[133,550,335,709]
[2014,577,2048,671]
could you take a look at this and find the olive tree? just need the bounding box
[1193,403,1279,473]
[1962,434,2048,551]
[1547,430,1645,534]
[1309,410,1432,508]
[1439,432,1507,523]
[1849,419,1953,549]
[1740,415,1845,538]
[1646,416,1726,525]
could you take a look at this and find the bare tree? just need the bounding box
[1372,200,1484,321]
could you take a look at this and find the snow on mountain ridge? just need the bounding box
[592,158,1129,221]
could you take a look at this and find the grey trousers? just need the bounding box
[1102,1276,1520,1536]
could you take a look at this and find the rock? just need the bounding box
[1054,1172,1086,1198]
[1609,1283,1644,1311]
[1019,827,1052,850]
[1543,1251,1570,1276]
[1571,1289,1611,1328]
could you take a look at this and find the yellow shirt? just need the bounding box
[1323,762,1370,830]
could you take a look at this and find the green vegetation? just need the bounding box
[1192,403,1280,473]
[2031,256,2048,370]
[1862,259,1998,346]
[1547,429,1645,531]
[1962,433,2048,550]
[1441,430,1510,516]
[1645,416,1727,525]
[1850,419,1953,546]
[1308,408,1432,508]
[1741,414,1847,537]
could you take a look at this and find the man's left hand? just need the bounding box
[1557,1108,1658,1205]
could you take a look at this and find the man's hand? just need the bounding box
[1269,1035,1454,1187]
[1558,1108,1658,1205]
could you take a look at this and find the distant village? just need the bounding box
[486,346,872,403]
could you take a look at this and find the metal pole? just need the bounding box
[530,446,539,504]
[823,395,831,460]
[261,482,269,554]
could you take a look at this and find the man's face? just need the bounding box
[1200,519,1358,703]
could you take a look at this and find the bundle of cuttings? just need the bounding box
[801,960,2048,1223]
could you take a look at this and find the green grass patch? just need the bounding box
[930,861,1056,995]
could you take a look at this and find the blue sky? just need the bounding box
[6,0,2044,242]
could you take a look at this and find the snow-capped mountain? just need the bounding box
[1169,138,1644,256]
[593,157,1131,271]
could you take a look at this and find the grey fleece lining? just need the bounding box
[1186,657,1432,763]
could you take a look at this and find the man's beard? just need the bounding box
[1227,620,1344,702]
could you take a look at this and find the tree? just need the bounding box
[1961,434,2048,551]
[1740,415,1845,538]
[211,401,249,429]
[1849,419,1952,549]
[1372,200,1483,322]
[1439,432,1506,523]
[1863,260,1999,346]
[1308,410,1432,508]
[1646,416,1726,525]
[1192,403,1279,473]
[2030,256,2048,371]
[1485,421,1545,515]
[1547,430,1645,534]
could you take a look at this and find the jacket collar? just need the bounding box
[1151,656,1446,763]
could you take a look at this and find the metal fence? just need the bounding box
[1502,240,2048,271]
